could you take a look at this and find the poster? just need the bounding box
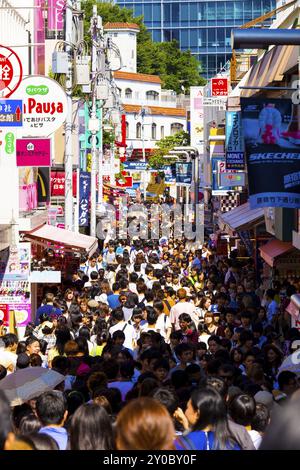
[16,138,51,167]
[225,111,245,169]
[0,280,31,327]
[240,98,300,209]
[174,162,192,185]
[0,243,31,281]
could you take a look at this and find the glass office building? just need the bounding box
[116,0,276,78]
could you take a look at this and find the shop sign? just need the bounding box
[16,138,51,167]
[0,46,23,98]
[14,75,67,136]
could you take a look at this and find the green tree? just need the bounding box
[82,0,206,92]
[149,130,190,169]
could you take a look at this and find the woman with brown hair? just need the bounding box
[116,397,175,450]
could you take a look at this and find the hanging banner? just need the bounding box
[48,0,65,31]
[50,170,77,197]
[16,138,51,167]
[241,98,300,209]
[79,172,91,227]
[34,0,45,75]
[225,111,245,169]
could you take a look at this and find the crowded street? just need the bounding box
[1,0,300,458]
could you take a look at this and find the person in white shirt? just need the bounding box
[108,309,135,351]
[0,333,18,374]
[170,288,198,330]
[154,301,172,343]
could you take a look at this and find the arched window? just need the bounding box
[125,88,132,99]
[126,121,129,139]
[171,122,184,135]
[146,90,159,101]
[136,122,141,139]
[151,123,157,140]
[160,126,164,139]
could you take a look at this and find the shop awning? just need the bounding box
[218,202,264,236]
[259,239,294,267]
[240,44,298,98]
[22,224,98,257]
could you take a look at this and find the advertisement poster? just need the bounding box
[240,98,300,209]
[0,243,31,281]
[225,111,245,169]
[0,280,31,327]
[48,0,65,31]
[174,162,192,185]
[79,172,91,227]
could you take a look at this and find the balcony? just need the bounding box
[122,92,177,108]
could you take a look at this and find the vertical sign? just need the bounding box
[34,0,45,75]
[79,172,91,227]
[48,0,65,31]
[225,111,245,169]
[190,86,205,187]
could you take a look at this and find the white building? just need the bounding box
[104,22,187,157]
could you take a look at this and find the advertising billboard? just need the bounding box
[241,98,300,209]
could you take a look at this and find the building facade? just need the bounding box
[116,0,276,77]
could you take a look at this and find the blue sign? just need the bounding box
[123,161,148,171]
[79,172,91,227]
[163,165,176,183]
[175,162,192,185]
[0,100,23,127]
[225,111,245,169]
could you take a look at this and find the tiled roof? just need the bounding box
[114,71,161,84]
[123,104,186,117]
[104,22,140,31]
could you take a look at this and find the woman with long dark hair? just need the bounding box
[174,387,240,450]
[69,404,114,450]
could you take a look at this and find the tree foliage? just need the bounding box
[82,0,206,93]
[148,130,190,169]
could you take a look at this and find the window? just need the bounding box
[171,123,184,135]
[125,88,132,99]
[126,121,129,139]
[136,122,141,139]
[161,126,164,139]
[146,90,159,101]
[152,123,157,140]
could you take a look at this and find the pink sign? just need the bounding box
[17,139,51,167]
[34,0,45,75]
[48,0,65,31]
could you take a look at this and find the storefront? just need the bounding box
[259,239,300,282]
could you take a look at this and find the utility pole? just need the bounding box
[141,109,147,200]
[64,0,74,231]
[90,5,98,237]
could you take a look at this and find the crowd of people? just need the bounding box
[1,236,300,450]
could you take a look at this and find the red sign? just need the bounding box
[0,304,9,326]
[211,78,228,97]
[51,170,77,197]
[116,177,133,188]
[0,46,23,98]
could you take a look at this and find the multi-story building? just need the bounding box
[105,22,187,158]
[116,0,276,77]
